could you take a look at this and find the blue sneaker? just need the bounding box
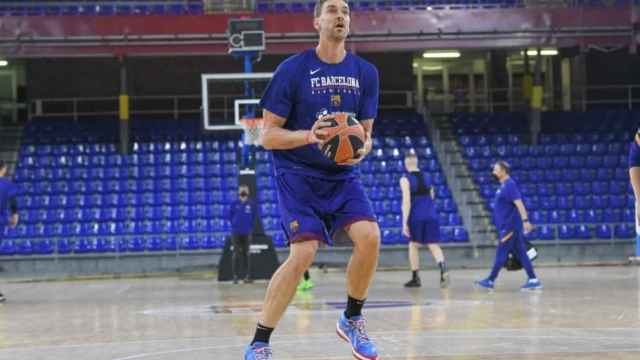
[336,313,379,360]
[521,278,542,291]
[475,278,494,289]
[244,342,272,360]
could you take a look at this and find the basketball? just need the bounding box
[319,113,366,163]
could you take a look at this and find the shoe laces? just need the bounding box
[351,318,371,343]
[253,345,272,360]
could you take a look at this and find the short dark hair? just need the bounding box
[494,160,511,174]
[314,0,349,17]
[0,160,6,170]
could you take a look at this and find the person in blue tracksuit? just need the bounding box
[228,184,257,284]
[400,152,449,288]
[0,161,19,302]
[476,160,542,290]
[628,126,640,258]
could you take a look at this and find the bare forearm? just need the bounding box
[262,127,309,150]
[515,201,529,221]
[402,199,410,226]
[402,205,409,225]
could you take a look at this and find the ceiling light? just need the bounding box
[522,49,558,56]
[423,51,461,59]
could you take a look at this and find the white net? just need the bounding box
[240,117,264,146]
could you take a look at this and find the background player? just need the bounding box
[244,1,381,359]
[476,161,542,290]
[400,152,449,288]
[629,127,640,259]
[228,184,257,284]
[297,269,314,291]
[0,161,19,302]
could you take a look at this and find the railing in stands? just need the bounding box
[26,84,640,120]
[423,84,640,113]
[29,91,415,120]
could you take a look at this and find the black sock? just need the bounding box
[438,261,447,273]
[251,323,274,345]
[304,270,310,281]
[412,270,419,280]
[344,295,365,319]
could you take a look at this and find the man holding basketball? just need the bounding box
[244,1,381,359]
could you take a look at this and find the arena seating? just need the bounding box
[3,112,466,256]
[0,1,204,17]
[255,0,524,13]
[456,110,638,241]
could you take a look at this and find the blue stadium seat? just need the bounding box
[549,210,566,224]
[574,197,591,210]
[596,224,612,239]
[453,227,468,242]
[57,239,73,254]
[576,224,592,239]
[558,225,576,239]
[96,238,116,253]
[440,227,454,242]
[603,209,622,223]
[610,196,626,209]
[568,210,583,223]
[585,209,603,223]
[0,240,16,255]
[569,156,586,168]
[34,239,55,254]
[74,239,95,253]
[614,224,634,239]
[539,225,555,240]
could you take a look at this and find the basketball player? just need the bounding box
[476,161,542,290]
[628,129,640,258]
[0,161,19,302]
[297,269,314,291]
[244,1,381,359]
[228,185,257,284]
[401,152,449,288]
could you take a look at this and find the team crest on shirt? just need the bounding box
[290,220,300,233]
[331,95,341,107]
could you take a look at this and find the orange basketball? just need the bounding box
[319,113,366,163]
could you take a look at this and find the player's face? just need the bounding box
[315,0,350,41]
[404,157,417,170]
[0,166,6,177]
[492,164,504,180]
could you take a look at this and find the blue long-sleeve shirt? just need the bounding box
[228,199,257,236]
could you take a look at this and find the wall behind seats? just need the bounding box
[27,58,121,98]
[359,52,414,91]
[25,51,415,99]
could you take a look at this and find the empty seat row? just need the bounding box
[0,236,226,256]
[525,223,634,241]
[20,191,240,209]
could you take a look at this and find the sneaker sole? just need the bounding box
[336,323,379,360]
[474,283,494,291]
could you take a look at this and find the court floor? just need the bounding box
[0,265,638,360]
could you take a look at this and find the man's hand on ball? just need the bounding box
[306,115,334,144]
[337,131,372,166]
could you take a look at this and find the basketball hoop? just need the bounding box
[240,117,264,146]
